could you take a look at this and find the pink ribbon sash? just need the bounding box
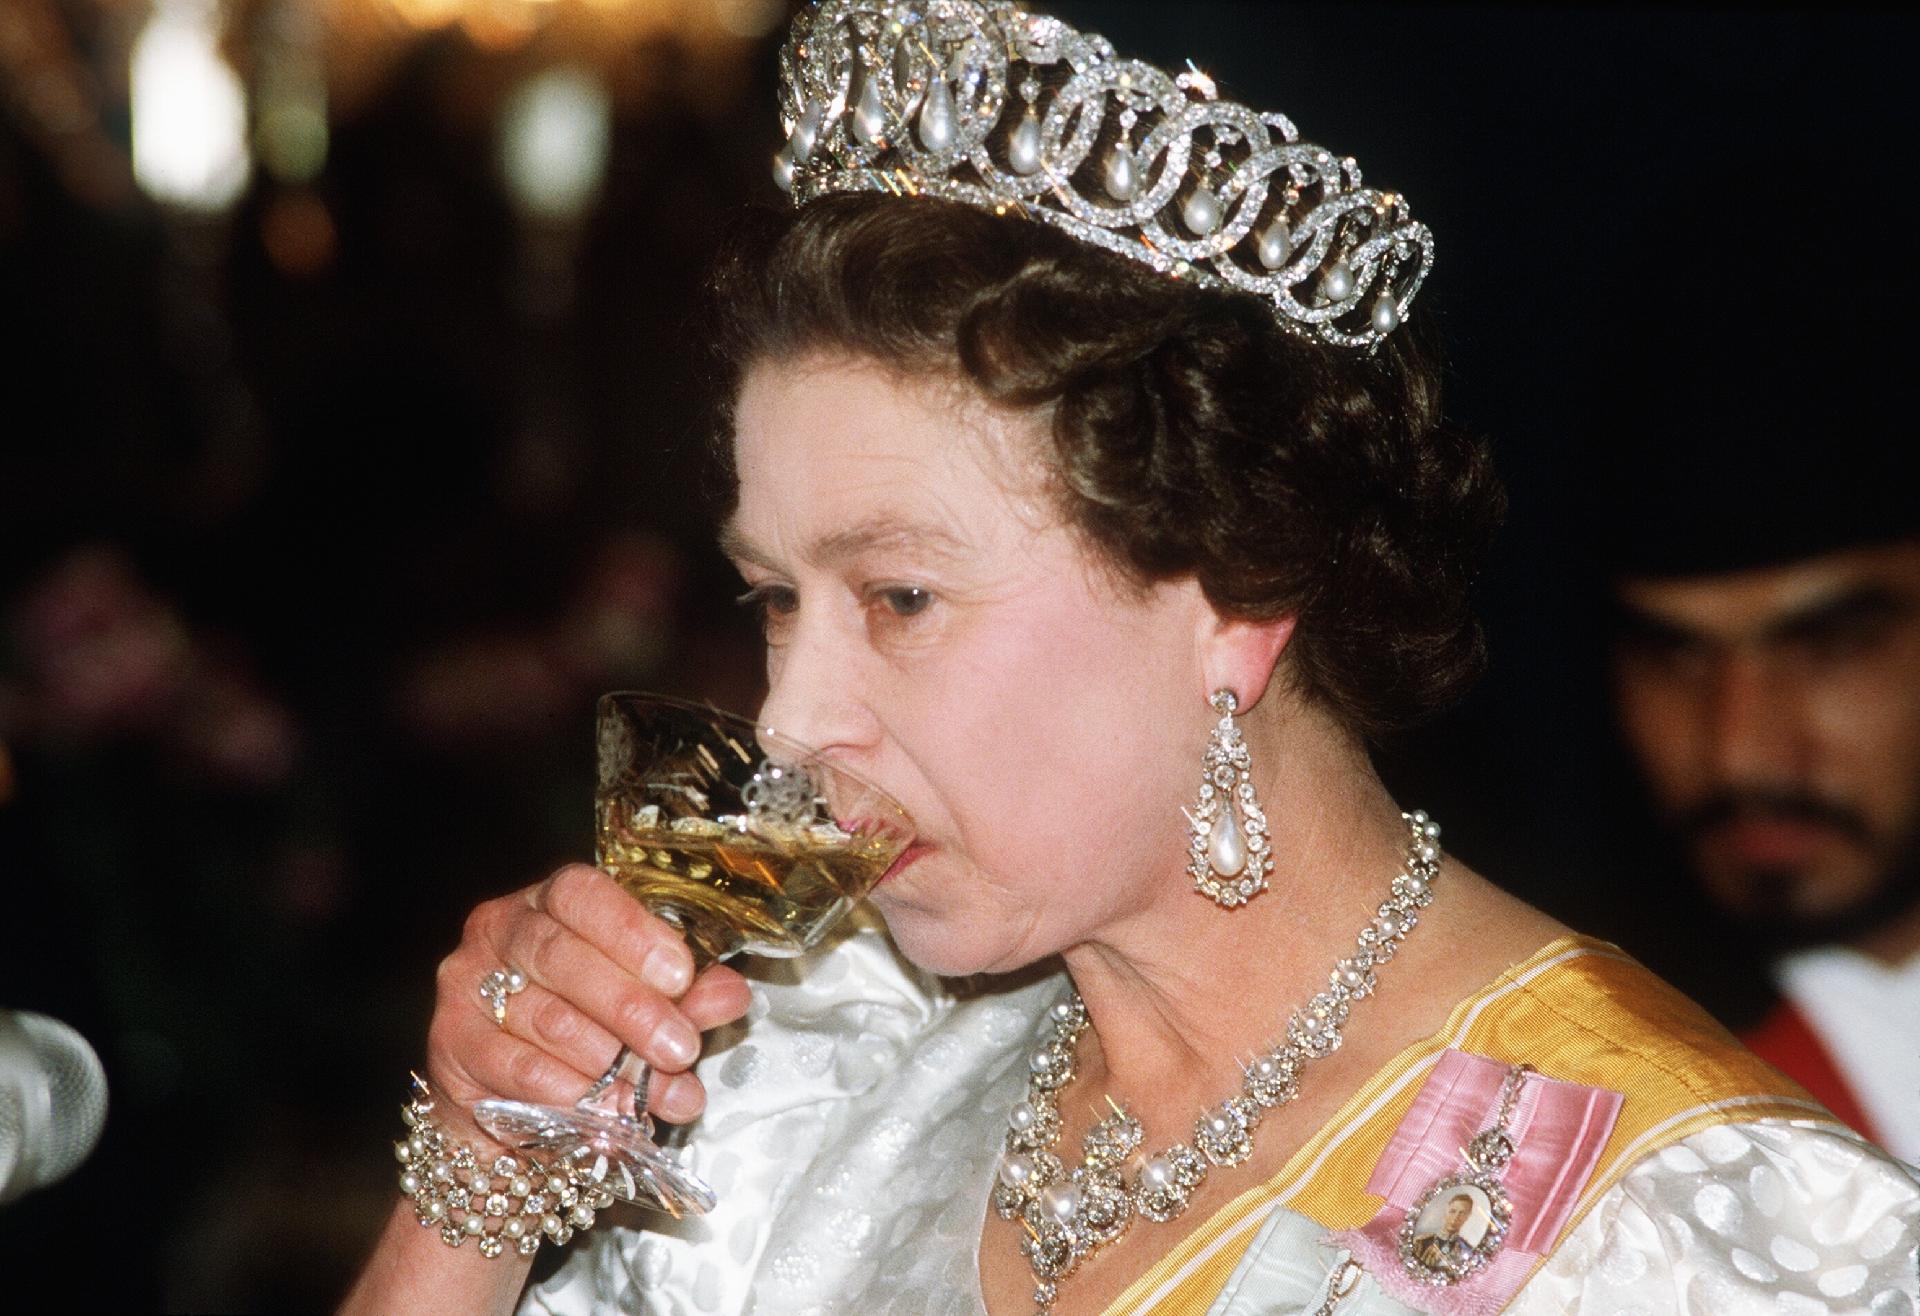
[1331,1048,1622,1314]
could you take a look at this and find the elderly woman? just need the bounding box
[345,4,1920,1314]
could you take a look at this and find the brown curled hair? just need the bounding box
[705,194,1504,739]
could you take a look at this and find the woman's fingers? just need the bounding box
[430,866,758,1132]
[434,1012,598,1113]
[649,1070,708,1124]
[493,979,624,1081]
[515,867,753,1064]
[431,971,718,1127]
[532,865,695,997]
[423,960,596,1151]
[497,913,703,1073]
[680,963,753,1033]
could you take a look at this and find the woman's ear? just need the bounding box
[1198,609,1298,713]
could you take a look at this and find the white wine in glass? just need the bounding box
[474,693,915,1217]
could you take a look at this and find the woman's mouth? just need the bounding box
[877,841,931,886]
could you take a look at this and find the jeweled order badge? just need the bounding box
[1396,1065,1528,1286]
[1333,1048,1623,1313]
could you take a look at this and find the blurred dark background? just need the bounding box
[0,1,1909,1308]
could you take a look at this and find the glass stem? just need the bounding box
[576,1046,652,1127]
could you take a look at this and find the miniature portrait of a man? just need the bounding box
[1409,1189,1488,1272]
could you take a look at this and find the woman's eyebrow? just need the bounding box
[718,514,970,570]
[810,515,970,566]
[716,520,770,569]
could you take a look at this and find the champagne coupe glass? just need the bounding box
[474,692,915,1218]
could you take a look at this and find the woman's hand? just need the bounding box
[341,866,751,1316]
[425,863,753,1151]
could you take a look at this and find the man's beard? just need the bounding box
[1677,787,1920,951]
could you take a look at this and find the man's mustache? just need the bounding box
[1678,789,1871,847]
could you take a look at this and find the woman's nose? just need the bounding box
[756,616,877,758]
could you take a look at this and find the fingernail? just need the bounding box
[662,1080,703,1123]
[655,1018,700,1068]
[643,945,692,996]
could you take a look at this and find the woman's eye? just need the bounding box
[875,586,933,618]
[735,584,798,638]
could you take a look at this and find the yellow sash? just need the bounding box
[1102,934,1835,1315]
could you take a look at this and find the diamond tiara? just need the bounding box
[774,1,1433,351]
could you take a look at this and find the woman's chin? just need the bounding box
[869,899,963,973]
[869,895,1019,978]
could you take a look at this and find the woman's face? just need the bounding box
[725,353,1216,974]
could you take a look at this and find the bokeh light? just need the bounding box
[711,0,783,38]
[257,68,329,185]
[499,66,612,222]
[130,0,251,212]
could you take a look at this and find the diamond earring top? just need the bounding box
[773,0,1432,352]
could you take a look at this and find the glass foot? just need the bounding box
[474,1098,718,1218]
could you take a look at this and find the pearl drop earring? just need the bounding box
[1185,689,1273,908]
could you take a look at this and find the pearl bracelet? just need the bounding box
[393,1074,616,1259]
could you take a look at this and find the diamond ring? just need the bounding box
[480,967,528,1028]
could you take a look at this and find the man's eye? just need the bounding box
[876,586,933,618]
[1613,617,1707,670]
[1620,633,1703,666]
[1783,613,1899,664]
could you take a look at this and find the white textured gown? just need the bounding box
[521,914,1920,1316]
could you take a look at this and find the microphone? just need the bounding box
[0,1011,108,1206]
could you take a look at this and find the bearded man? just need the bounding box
[1595,206,1919,1160]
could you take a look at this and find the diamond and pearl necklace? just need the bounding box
[993,810,1444,1314]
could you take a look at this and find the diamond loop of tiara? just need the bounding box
[774,0,1433,352]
